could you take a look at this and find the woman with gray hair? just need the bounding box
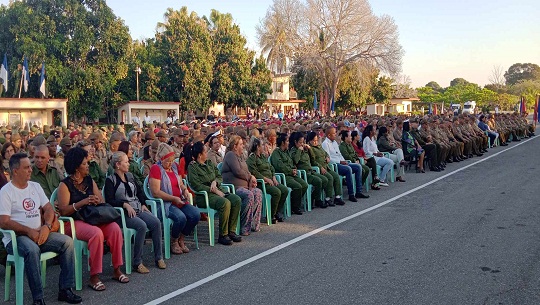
[104,151,166,273]
[149,143,200,254]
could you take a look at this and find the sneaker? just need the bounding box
[379,182,389,187]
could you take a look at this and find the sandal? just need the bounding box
[112,274,129,283]
[89,281,106,291]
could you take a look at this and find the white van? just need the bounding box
[462,101,476,114]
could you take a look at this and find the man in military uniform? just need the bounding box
[410,119,441,171]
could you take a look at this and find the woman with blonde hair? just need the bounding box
[221,135,263,235]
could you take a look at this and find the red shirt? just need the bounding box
[149,164,181,197]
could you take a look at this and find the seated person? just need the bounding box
[0,153,82,305]
[31,144,62,198]
[56,147,128,291]
[105,152,166,272]
[187,142,243,245]
[338,130,371,190]
[76,140,106,189]
[246,137,289,223]
[149,143,200,254]
[376,126,406,182]
[221,136,263,235]
[362,125,394,186]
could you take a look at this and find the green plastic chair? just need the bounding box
[135,156,143,167]
[329,162,359,195]
[49,188,89,291]
[256,179,273,226]
[143,176,199,258]
[185,178,239,246]
[297,169,312,212]
[381,152,395,183]
[273,173,292,218]
[1,223,65,305]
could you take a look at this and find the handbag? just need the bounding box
[78,203,121,226]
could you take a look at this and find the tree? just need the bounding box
[392,74,416,98]
[256,0,299,73]
[449,78,470,87]
[425,81,443,93]
[155,7,214,111]
[335,62,379,110]
[0,0,132,121]
[244,55,273,109]
[372,76,393,105]
[509,79,540,109]
[290,57,322,110]
[504,63,540,86]
[417,86,442,103]
[259,0,403,115]
[207,10,254,110]
[488,65,505,90]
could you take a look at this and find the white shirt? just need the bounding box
[362,136,379,158]
[132,116,140,125]
[0,181,49,246]
[144,116,152,124]
[322,137,345,163]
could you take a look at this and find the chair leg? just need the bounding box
[41,260,47,287]
[193,226,199,250]
[265,194,272,226]
[15,260,24,305]
[4,262,11,301]
[163,221,171,259]
[124,235,132,274]
[74,243,83,291]
[208,212,215,247]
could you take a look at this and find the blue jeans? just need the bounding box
[337,163,362,195]
[6,233,75,301]
[166,204,201,239]
[374,156,394,182]
[124,210,163,265]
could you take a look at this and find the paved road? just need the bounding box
[5,136,540,305]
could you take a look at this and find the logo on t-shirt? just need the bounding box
[22,198,36,211]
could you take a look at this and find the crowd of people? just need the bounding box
[0,110,534,305]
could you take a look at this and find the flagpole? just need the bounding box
[18,70,23,98]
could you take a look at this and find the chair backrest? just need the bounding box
[143,176,154,200]
[50,188,58,206]
[217,162,223,172]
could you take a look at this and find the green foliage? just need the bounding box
[290,58,321,110]
[155,7,214,111]
[425,81,443,93]
[504,63,540,86]
[372,76,394,105]
[0,0,132,121]
[246,55,273,109]
[449,78,470,87]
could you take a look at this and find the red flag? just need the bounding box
[535,95,539,122]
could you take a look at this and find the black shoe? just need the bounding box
[371,184,381,190]
[476,153,483,157]
[501,142,508,146]
[430,167,441,172]
[58,288,82,304]
[292,208,303,215]
[326,199,336,207]
[228,232,242,242]
[271,218,278,224]
[373,177,381,184]
[446,158,453,163]
[315,200,328,209]
[438,166,445,171]
[348,195,358,202]
[33,300,46,305]
[274,213,284,222]
[218,235,233,245]
[334,197,345,206]
[356,192,370,199]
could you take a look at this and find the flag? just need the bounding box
[535,95,539,123]
[0,54,7,92]
[519,96,526,114]
[313,91,317,110]
[433,104,438,115]
[39,62,45,97]
[22,57,29,92]
[330,96,335,112]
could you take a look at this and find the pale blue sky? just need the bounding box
[3,0,539,88]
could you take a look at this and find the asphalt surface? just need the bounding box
[3,136,540,305]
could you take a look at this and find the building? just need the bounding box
[0,98,68,127]
[264,73,306,115]
[365,98,419,115]
[117,101,181,125]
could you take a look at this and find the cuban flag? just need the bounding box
[313,91,317,110]
[0,54,7,92]
[22,57,29,92]
[39,62,45,97]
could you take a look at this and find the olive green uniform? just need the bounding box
[309,144,341,197]
[246,153,289,217]
[187,160,241,236]
[270,148,307,210]
[290,146,327,202]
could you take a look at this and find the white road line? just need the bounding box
[145,136,536,305]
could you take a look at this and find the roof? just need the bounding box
[119,101,181,107]
[265,99,306,104]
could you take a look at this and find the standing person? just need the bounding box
[105,152,166,272]
[56,147,128,291]
[187,142,242,246]
[270,133,307,215]
[144,111,152,125]
[0,153,82,304]
[321,127,369,202]
[132,112,141,126]
[221,136,263,235]
[149,143,200,254]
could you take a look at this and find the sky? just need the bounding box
[3,0,540,88]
